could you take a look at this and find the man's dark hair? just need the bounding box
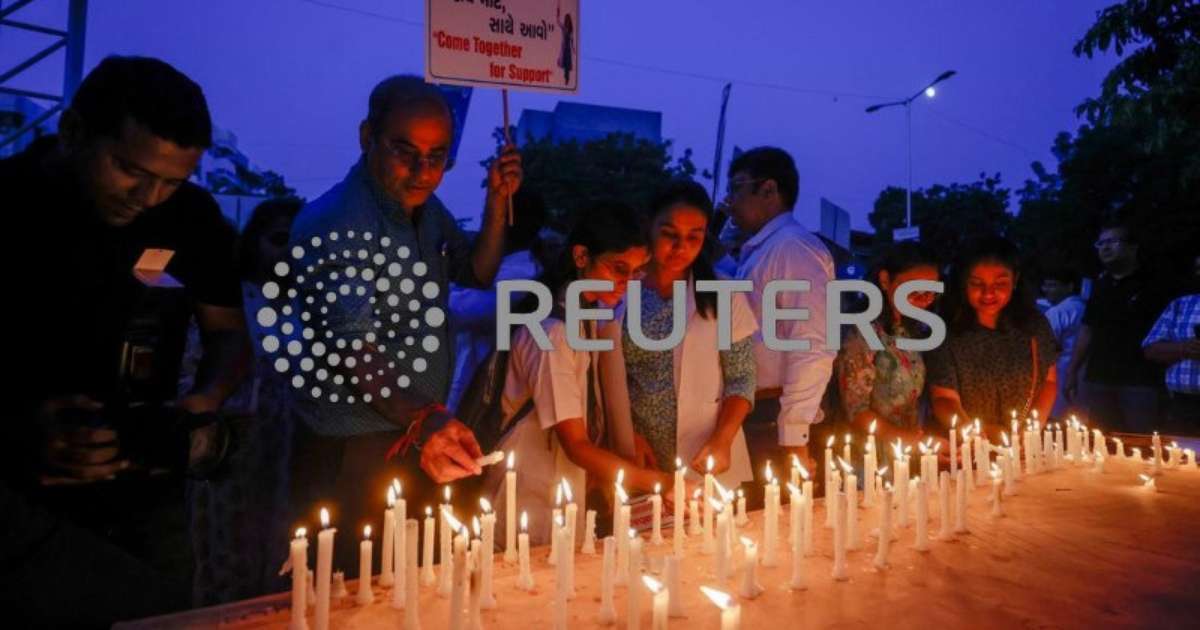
[70,55,212,148]
[238,197,304,280]
[1099,216,1139,245]
[366,75,452,136]
[508,186,547,255]
[727,146,799,210]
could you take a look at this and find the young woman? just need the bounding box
[484,200,667,545]
[927,237,1058,438]
[601,180,757,490]
[834,241,940,447]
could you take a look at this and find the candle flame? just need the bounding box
[320,508,330,529]
[642,575,664,593]
[445,512,465,535]
[295,527,307,539]
[628,528,637,540]
[479,497,493,513]
[739,536,754,548]
[708,497,725,512]
[472,517,481,538]
[837,456,852,474]
[387,486,396,507]
[654,482,662,495]
[425,506,432,517]
[826,436,835,448]
[1011,409,1017,419]
[561,478,574,503]
[869,419,877,434]
[555,484,563,507]
[707,454,715,473]
[443,486,451,503]
[974,418,982,431]
[951,414,959,428]
[877,466,889,477]
[701,586,734,610]
[764,461,775,483]
[844,433,851,445]
[693,488,702,499]
[507,451,515,470]
[1002,433,1010,447]
[933,442,943,453]
[786,482,801,496]
[616,484,629,505]
[520,511,528,531]
[1138,474,1154,486]
[1032,410,1039,420]
[364,525,372,539]
[884,481,893,491]
[617,468,625,487]
[738,488,745,499]
[797,462,810,480]
[393,479,402,497]
[676,457,684,471]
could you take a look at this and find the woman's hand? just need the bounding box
[633,433,659,470]
[690,434,734,475]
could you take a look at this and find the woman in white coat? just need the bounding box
[601,180,757,490]
[483,200,671,545]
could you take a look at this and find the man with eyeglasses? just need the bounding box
[1064,220,1173,432]
[287,75,520,572]
[721,146,835,480]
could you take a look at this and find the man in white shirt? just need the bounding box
[1042,270,1086,417]
[724,147,835,472]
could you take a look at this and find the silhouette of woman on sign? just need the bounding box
[557,2,576,85]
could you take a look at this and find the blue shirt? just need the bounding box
[1142,294,1200,395]
[288,158,482,436]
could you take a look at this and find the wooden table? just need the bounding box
[118,451,1200,629]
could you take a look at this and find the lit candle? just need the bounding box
[550,484,562,567]
[689,488,702,537]
[627,530,644,630]
[382,488,396,587]
[1186,448,1198,470]
[1168,441,1181,469]
[599,536,616,625]
[357,525,374,605]
[954,469,969,534]
[1140,473,1158,492]
[561,480,578,595]
[583,509,598,554]
[644,575,668,630]
[824,436,835,526]
[1093,429,1106,460]
[913,476,929,552]
[989,465,1003,518]
[446,515,468,630]
[468,528,483,630]
[516,511,534,590]
[843,433,853,467]
[893,442,909,528]
[421,506,436,586]
[404,520,420,630]
[838,458,859,551]
[786,483,806,591]
[949,415,959,477]
[652,483,664,545]
[505,452,517,564]
[873,484,892,570]
[704,455,716,555]
[936,470,953,540]
[798,464,814,555]
[701,586,741,630]
[762,462,780,567]
[478,498,497,608]
[962,428,975,489]
[554,514,569,630]
[736,489,749,527]
[438,487,454,597]
[615,468,627,547]
[616,484,631,584]
[392,480,406,610]
[831,490,848,581]
[1000,437,1015,496]
[974,420,987,487]
[712,498,731,583]
[289,528,308,630]
[665,554,684,617]
[864,421,878,508]
[674,458,686,557]
[315,508,335,630]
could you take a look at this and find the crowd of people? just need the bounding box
[2,55,1197,627]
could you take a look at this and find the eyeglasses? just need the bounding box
[1093,238,1124,249]
[381,140,449,172]
[600,258,644,281]
[725,178,764,197]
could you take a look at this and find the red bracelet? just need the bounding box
[385,403,449,461]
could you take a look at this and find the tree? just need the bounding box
[868,173,1012,266]
[1013,0,1200,278]
[482,127,702,229]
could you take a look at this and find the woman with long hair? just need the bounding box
[927,236,1058,437]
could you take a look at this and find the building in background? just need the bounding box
[819,197,873,279]
[516,101,662,145]
[197,125,295,229]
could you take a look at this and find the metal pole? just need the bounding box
[63,0,87,102]
[905,101,912,228]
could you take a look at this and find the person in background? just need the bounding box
[834,241,941,451]
[483,200,665,545]
[1064,220,1173,432]
[723,147,835,475]
[182,198,303,606]
[600,180,757,492]
[447,187,547,411]
[1142,254,1200,430]
[1042,268,1087,418]
[927,237,1059,437]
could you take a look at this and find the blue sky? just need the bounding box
[4,0,1118,230]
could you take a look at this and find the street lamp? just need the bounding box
[866,70,957,229]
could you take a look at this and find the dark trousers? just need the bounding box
[1166,392,1200,434]
[1081,382,1164,433]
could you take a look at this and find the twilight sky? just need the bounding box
[5,0,1118,231]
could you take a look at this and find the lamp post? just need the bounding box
[866,70,957,229]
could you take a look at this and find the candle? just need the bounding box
[736,489,749,527]
[289,528,308,630]
[392,481,407,609]
[599,536,617,625]
[864,423,878,508]
[843,433,853,467]
[974,421,987,487]
[990,465,1004,518]
[315,508,335,630]
[1186,448,1198,470]
[712,498,731,583]
[562,479,578,553]
[652,483,664,545]
[616,485,631,584]
[447,515,468,630]
[893,443,909,528]
[357,525,374,605]
[583,509,598,554]
[439,487,454,596]
[831,490,848,581]
[307,568,315,608]
[824,435,835,526]
[644,576,668,630]
[873,484,893,569]
[382,488,396,587]
[403,520,420,630]
[628,530,644,630]
[422,506,436,586]
[704,455,716,555]
[688,488,702,538]
[962,428,975,489]
[798,465,814,556]
[949,415,960,477]
[514,511,533,591]
[665,554,684,618]
[1140,473,1158,492]
[674,458,686,557]
[786,483,806,590]
[937,470,953,540]
[762,463,780,567]
[505,452,517,564]
[468,540,483,630]
[954,469,969,534]
[554,514,569,630]
[550,484,562,567]
[332,571,348,600]
[701,587,741,630]
[913,477,930,552]
[838,458,860,550]
[867,418,878,458]
[478,498,497,608]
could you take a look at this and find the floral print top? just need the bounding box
[835,321,926,430]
